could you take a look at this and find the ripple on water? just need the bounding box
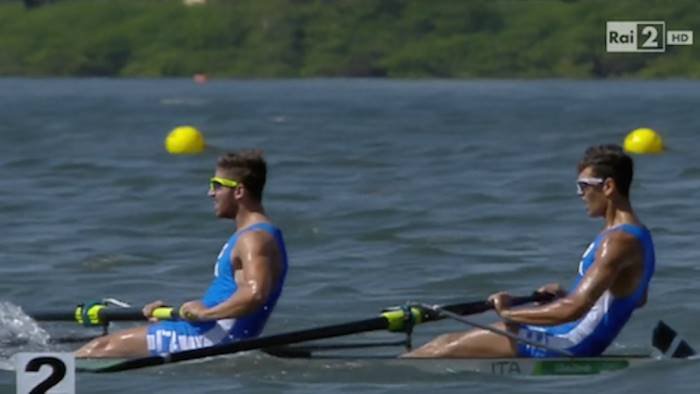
[0,302,51,361]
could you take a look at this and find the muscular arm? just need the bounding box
[181,231,279,321]
[499,232,641,326]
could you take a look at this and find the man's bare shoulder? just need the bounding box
[598,230,644,266]
[236,225,278,255]
[606,227,644,246]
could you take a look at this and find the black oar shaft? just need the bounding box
[28,307,178,323]
[94,316,391,372]
[431,294,546,320]
[29,309,141,322]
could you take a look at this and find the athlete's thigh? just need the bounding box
[76,325,149,358]
[406,322,518,358]
[101,325,150,358]
[444,322,518,358]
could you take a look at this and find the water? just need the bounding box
[1,78,700,393]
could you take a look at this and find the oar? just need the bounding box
[85,292,549,373]
[652,320,696,358]
[26,305,178,326]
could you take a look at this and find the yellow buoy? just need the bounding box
[165,126,205,155]
[623,128,664,154]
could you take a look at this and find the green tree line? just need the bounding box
[0,0,698,78]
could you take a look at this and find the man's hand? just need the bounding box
[488,291,512,316]
[537,283,566,301]
[143,300,167,322]
[179,300,208,321]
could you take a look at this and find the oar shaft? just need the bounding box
[422,294,549,322]
[28,307,177,323]
[93,316,391,372]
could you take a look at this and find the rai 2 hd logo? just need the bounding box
[606,21,693,53]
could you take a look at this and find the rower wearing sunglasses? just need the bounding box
[405,144,654,358]
[76,150,288,358]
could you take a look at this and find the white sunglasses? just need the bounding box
[576,177,605,196]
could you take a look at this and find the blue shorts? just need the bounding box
[146,320,231,355]
[516,325,578,358]
[517,321,620,358]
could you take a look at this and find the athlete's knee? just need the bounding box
[76,336,112,358]
[402,333,453,358]
[435,332,466,345]
[423,333,469,356]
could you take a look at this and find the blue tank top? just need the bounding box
[193,222,288,340]
[544,224,655,355]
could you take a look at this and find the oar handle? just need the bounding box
[98,307,178,322]
[151,307,179,321]
[441,291,553,317]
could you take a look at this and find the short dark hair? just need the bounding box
[217,150,267,201]
[577,144,634,197]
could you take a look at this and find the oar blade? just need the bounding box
[652,320,696,359]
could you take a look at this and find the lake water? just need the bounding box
[1,78,699,393]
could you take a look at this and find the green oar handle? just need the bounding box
[151,307,179,321]
[89,292,548,373]
[98,307,178,322]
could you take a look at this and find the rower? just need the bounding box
[75,150,288,358]
[404,144,655,358]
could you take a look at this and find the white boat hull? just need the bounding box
[76,354,655,376]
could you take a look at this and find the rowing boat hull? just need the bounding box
[76,355,654,376]
[378,356,651,375]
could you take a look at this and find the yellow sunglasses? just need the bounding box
[209,176,240,192]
